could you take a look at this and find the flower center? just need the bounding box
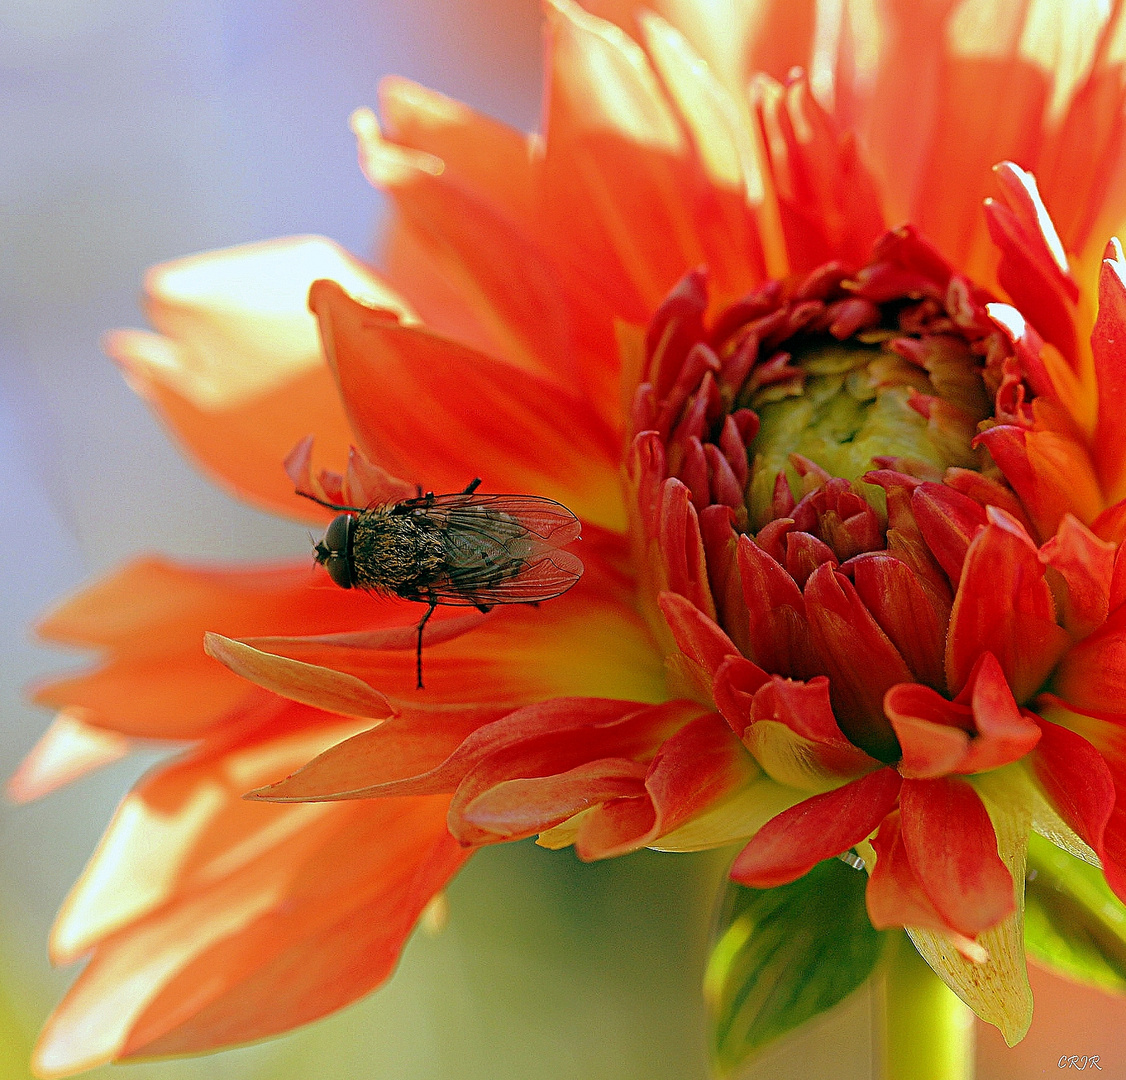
[626,229,1027,762]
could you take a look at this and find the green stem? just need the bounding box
[880,934,974,1080]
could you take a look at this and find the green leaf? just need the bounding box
[705,857,889,1076]
[1024,831,1126,993]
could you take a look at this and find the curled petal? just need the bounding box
[1038,513,1116,638]
[574,712,758,858]
[730,767,901,888]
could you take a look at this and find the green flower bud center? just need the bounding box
[741,333,990,529]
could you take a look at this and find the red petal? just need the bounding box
[909,480,986,585]
[884,683,972,779]
[803,564,909,760]
[946,509,1070,701]
[958,653,1041,772]
[736,534,812,678]
[1092,239,1126,501]
[458,758,649,842]
[658,590,739,683]
[576,712,757,858]
[1052,607,1126,739]
[851,553,947,689]
[730,767,901,888]
[1038,513,1116,639]
[899,777,1014,937]
[1030,717,1125,898]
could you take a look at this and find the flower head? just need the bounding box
[18,0,1126,1071]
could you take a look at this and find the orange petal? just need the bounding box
[309,279,626,530]
[541,0,710,317]
[208,577,666,720]
[37,792,465,1075]
[106,237,402,520]
[49,703,368,964]
[204,635,393,720]
[33,557,395,740]
[7,708,131,803]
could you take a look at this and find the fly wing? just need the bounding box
[408,494,583,605]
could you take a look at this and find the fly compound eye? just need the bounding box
[315,514,355,589]
[324,513,353,554]
[322,552,355,589]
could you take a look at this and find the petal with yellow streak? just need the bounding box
[906,767,1033,1047]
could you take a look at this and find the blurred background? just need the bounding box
[1,1,1124,1077]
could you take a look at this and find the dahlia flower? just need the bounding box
[17,0,1126,1076]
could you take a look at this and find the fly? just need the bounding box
[302,478,584,688]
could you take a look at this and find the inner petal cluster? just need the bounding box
[627,226,1037,773]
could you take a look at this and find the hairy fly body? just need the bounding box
[305,478,583,687]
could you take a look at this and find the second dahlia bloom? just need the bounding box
[18,0,1126,1072]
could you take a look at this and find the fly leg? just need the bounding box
[415,597,438,690]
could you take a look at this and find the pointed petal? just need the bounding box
[7,709,131,803]
[906,766,1033,1046]
[204,634,393,720]
[803,564,909,760]
[984,163,1079,367]
[1092,238,1126,501]
[736,533,812,677]
[945,508,1070,701]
